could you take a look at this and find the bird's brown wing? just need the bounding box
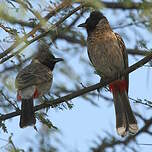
[115,33,129,93]
[87,40,102,76]
[15,62,52,90]
[87,46,95,68]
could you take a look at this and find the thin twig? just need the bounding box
[102,1,152,9]
[112,20,148,29]
[0,5,83,64]
[0,0,73,60]
[0,90,19,110]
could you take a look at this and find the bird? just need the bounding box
[78,11,138,136]
[15,44,63,128]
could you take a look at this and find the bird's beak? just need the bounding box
[54,58,64,63]
[78,23,86,27]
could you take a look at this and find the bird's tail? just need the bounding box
[20,98,36,128]
[109,80,138,136]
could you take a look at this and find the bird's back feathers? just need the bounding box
[15,62,52,90]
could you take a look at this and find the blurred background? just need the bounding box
[0,0,152,151]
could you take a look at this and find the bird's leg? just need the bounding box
[42,95,49,102]
[80,82,87,88]
[97,79,103,99]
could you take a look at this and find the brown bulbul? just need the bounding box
[15,45,63,128]
[78,11,138,136]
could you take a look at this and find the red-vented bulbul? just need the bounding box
[78,11,138,136]
[15,45,63,128]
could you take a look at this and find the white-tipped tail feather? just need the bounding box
[112,88,138,136]
[129,124,138,134]
[117,127,127,137]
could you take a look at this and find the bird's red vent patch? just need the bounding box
[109,80,127,93]
[17,91,21,101]
[33,88,39,98]
[17,94,22,101]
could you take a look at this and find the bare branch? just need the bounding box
[0,50,152,122]
[102,1,152,9]
[52,33,149,56]
[127,49,150,56]
[0,47,147,75]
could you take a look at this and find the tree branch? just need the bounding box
[127,49,150,56]
[102,1,152,9]
[52,33,149,56]
[1,1,150,29]
[0,0,74,60]
[0,1,150,62]
[92,117,152,152]
[0,5,83,64]
[0,48,148,75]
[1,50,152,122]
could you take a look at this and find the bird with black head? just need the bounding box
[78,11,138,136]
[15,44,63,128]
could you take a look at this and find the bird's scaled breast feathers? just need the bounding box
[87,30,125,77]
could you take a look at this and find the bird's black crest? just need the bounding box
[35,49,56,70]
[34,44,63,70]
[80,11,105,34]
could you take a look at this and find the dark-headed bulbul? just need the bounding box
[15,45,63,128]
[78,11,138,136]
